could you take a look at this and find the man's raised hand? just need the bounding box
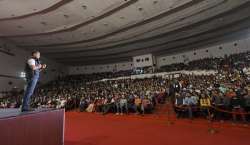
[42,64,47,69]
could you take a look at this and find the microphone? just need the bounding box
[36,59,46,69]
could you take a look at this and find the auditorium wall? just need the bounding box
[157,36,250,67]
[133,54,155,68]
[67,35,250,75]
[69,61,133,75]
[0,39,65,92]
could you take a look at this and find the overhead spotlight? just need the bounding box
[138,7,143,11]
[153,1,158,4]
[17,25,23,29]
[40,22,47,25]
[63,14,69,18]
[82,5,87,10]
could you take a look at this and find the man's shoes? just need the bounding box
[21,108,36,112]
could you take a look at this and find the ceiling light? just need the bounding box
[82,5,87,9]
[40,22,47,25]
[63,14,69,18]
[153,1,158,4]
[17,25,23,29]
[138,7,143,11]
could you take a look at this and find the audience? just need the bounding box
[0,51,250,123]
[173,71,250,122]
[159,51,250,72]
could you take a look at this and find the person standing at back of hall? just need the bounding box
[21,51,46,112]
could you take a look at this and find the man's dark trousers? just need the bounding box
[22,75,39,111]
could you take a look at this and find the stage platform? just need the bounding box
[0,108,65,145]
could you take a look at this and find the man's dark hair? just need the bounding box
[31,50,40,55]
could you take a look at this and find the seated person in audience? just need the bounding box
[199,93,211,119]
[243,88,250,112]
[211,91,226,120]
[96,97,105,112]
[114,94,121,115]
[119,94,128,115]
[156,90,166,104]
[174,93,185,118]
[101,97,114,115]
[134,95,142,115]
[190,92,199,105]
[127,93,136,112]
[79,97,87,112]
[231,89,246,123]
[225,88,237,98]
[86,99,96,113]
[141,96,153,114]
[222,92,232,111]
[183,93,197,119]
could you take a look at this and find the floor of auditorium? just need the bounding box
[64,109,250,145]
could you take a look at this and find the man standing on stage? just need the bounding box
[22,51,46,112]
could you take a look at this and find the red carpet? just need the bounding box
[65,111,250,145]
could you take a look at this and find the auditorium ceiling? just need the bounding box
[0,0,250,65]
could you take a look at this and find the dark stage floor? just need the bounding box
[0,108,55,119]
